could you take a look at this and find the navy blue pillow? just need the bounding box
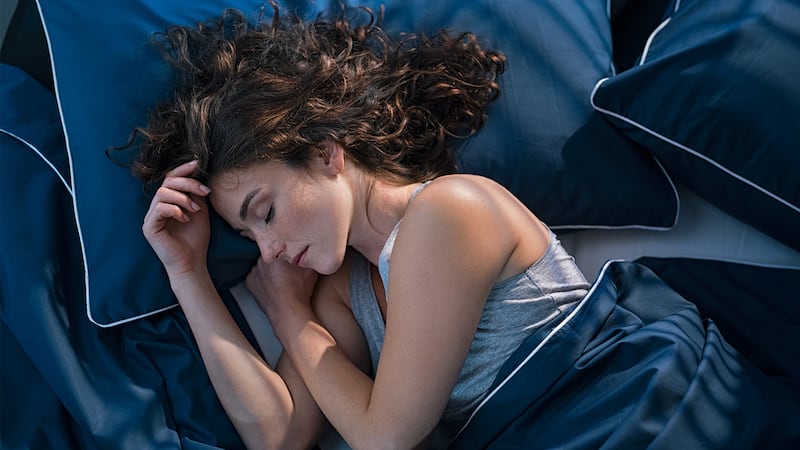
[36,0,676,326]
[0,64,68,189]
[593,0,800,250]
[365,0,677,231]
[36,0,266,326]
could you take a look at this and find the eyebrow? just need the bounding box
[239,187,262,221]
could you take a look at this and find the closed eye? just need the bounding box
[264,206,274,225]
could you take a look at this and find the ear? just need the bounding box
[316,140,345,176]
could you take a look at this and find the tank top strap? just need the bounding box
[377,181,430,292]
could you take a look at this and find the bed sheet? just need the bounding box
[560,184,800,281]
[1,64,250,449]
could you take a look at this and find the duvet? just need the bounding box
[451,261,800,449]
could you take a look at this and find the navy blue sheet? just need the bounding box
[638,257,800,384]
[451,261,800,449]
[0,64,248,449]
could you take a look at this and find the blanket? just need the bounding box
[451,261,800,449]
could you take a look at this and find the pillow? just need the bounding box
[36,0,676,326]
[592,0,800,250]
[0,64,68,188]
[368,0,677,231]
[608,0,675,72]
[36,0,266,326]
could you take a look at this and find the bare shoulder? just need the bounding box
[401,174,551,282]
[412,174,533,218]
[415,174,503,205]
[406,174,543,240]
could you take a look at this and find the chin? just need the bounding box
[314,252,345,276]
[316,266,338,276]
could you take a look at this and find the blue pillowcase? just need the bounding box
[593,0,800,250]
[36,0,677,326]
[36,0,266,326]
[0,64,69,190]
[367,0,678,230]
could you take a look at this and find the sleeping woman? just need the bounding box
[131,4,590,448]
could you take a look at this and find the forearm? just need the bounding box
[276,307,427,449]
[169,270,317,449]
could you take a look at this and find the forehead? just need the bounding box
[208,164,272,216]
[208,160,306,217]
[210,166,260,191]
[210,159,303,190]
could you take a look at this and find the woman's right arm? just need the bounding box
[172,277,332,448]
[142,161,325,449]
[170,272,326,449]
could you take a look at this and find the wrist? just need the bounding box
[271,301,315,345]
[167,266,213,294]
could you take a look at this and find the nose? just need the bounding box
[256,237,285,263]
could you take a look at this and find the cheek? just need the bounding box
[305,206,349,272]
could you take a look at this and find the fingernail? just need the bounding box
[191,202,201,211]
[199,185,211,194]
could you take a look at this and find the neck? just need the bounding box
[347,175,422,266]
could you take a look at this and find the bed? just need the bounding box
[1,0,799,448]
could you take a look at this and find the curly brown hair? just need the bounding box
[129,4,505,187]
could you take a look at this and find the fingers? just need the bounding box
[163,161,212,198]
[165,159,202,178]
[149,180,208,221]
[153,201,192,224]
[143,160,211,233]
[155,160,212,217]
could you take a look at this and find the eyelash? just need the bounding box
[264,206,274,225]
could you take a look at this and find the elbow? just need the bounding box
[339,407,436,450]
[346,429,431,450]
[233,413,317,450]
[232,413,286,450]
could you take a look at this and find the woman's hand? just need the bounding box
[142,160,212,278]
[246,258,318,333]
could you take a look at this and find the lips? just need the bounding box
[292,246,308,267]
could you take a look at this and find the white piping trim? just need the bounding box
[556,78,682,232]
[639,17,671,65]
[0,128,73,196]
[539,80,682,233]
[638,0,683,66]
[34,0,179,327]
[92,303,181,329]
[455,259,623,438]
[590,79,800,215]
[35,0,90,325]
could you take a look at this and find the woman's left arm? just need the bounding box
[269,178,540,449]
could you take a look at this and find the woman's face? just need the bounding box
[208,154,353,275]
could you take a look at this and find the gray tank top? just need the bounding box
[349,183,590,439]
